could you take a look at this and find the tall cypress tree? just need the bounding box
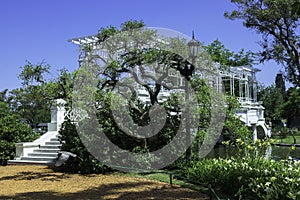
[275,72,286,100]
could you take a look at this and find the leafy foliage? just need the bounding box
[9,62,75,127]
[275,72,286,99]
[223,96,252,141]
[204,39,256,68]
[57,20,222,171]
[18,60,50,86]
[0,101,38,165]
[9,86,50,127]
[282,87,300,127]
[225,0,300,87]
[258,84,285,123]
[181,156,300,199]
[58,120,111,174]
[55,19,258,173]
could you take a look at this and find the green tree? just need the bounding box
[9,62,75,127]
[9,86,50,127]
[58,120,110,174]
[225,0,300,87]
[204,39,256,68]
[92,31,204,151]
[258,84,284,126]
[223,96,252,141]
[0,61,57,165]
[8,61,52,126]
[18,61,74,102]
[58,20,261,172]
[18,60,50,86]
[0,101,38,165]
[58,20,221,172]
[283,87,300,126]
[275,71,286,99]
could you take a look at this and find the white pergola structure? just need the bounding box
[220,66,270,139]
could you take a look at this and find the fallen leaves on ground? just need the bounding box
[0,165,208,199]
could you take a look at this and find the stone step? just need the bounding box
[9,133,62,165]
[28,152,58,157]
[34,149,60,153]
[45,141,61,145]
[21,156,56,162]
[8,159,55,166]
[50,138,60,142]
[39,145,61,149]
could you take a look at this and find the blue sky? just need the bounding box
[0,0,283,91]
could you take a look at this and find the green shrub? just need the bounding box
[0,140,14,166]
[0,102,37,165]
[181,157,300,199]
[58,120,112,174]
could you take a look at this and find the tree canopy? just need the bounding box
[225,0,300,87]
[204,39,256,68]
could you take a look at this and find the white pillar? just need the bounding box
[48,99,66,131]
[252,124,257,141]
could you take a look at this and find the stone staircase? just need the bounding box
[8,134,61,166]
[8,99,65,166]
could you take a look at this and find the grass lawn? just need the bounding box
[120,171,209,193]
[119,171,224,199]
[272,135,300,144]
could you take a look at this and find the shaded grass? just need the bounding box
[272,135,300,144]
[116,171,222,199]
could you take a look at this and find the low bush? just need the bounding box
[0,102,38,165]
[58,120,112,174]
[181,157,300,199]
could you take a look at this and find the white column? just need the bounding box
[252,124,257,141]
[48,99,66,131]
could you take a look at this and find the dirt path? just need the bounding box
[0,165,208,199]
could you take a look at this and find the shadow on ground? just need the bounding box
[0,170,70,182]
[0,180,208,199]
[0,165,208,199]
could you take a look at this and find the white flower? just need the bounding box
[270,177,276,182]
[285,177,293,182]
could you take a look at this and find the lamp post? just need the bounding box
[185,31,200,162]
[188,31,200,66]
